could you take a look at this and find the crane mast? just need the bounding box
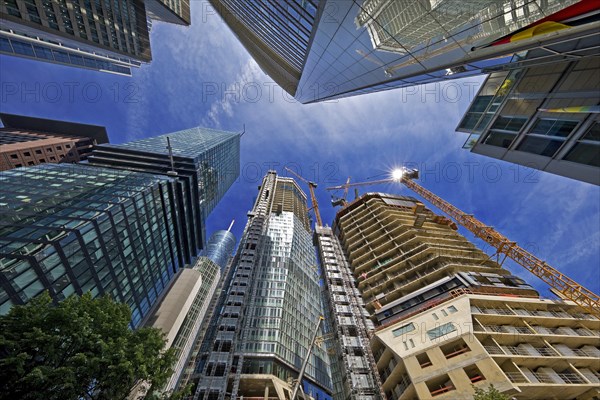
[284,167,323,227]
[327,170,600,316]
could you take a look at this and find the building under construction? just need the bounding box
[332,192,600,399]
[192,171,332,400]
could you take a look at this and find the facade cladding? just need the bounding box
[209,0,320,95]
[215,0,598,103]
[333,192,600,399]
[456,47,600,185]
[193,172,332,400]
[0,164,181,328]
[88,127,240,262]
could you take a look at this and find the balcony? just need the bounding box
[505,370,587,384]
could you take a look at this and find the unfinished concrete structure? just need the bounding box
[333,192,600,399]
[315,225,385,400]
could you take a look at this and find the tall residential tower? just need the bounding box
[333,192,600,399]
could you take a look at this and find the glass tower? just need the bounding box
[204,227,236,271]
[88,126,241,263]
[0,0,190,74]
[193,171,332,400]
[0,163,182,328]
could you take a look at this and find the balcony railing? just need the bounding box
[505,371,587,384]
[471,306,598,321]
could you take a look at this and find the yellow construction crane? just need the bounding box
[284,167,323,227]
[326,168,600,317]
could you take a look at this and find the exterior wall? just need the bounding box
[193,172,332,400]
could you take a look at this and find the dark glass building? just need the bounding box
[209,0,321,95]
[193,171,332,400]
[88,126,241,263]
[0,163,181,328]
[213,0,598,103]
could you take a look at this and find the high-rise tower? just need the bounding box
[211,0,598,103]
[0,0,190,74]
[193,171,332,400]
[333,192,600,399]
[0,164,183,328]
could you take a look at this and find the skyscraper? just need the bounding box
[88,126,241,263]
[193,171,332,400]
[332,192,600,399]
[0,0,190,74]
[0,113,109,171]
[208,0,320,95]
[456,50,599,185]
[0,164,182,328]
[212,0,598,103]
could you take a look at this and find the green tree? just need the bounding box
[0,292,176,400]
[473,384,511,400]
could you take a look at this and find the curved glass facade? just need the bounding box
[204,230,236,271]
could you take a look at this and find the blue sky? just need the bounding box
[1,2,598,297]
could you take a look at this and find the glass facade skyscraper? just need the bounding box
[193,171,332,400]
[0,0,191,74]
[213,0,598,103]
[0,164,181,328]
[88,127,241,263]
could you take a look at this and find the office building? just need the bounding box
[0,164,183,328]
[193,171,332,400]
[314,225,385,400]
[0,113,109,171]
[332,192,600,399]
[214,0,598,103]
[208,0,320,95]
[88,126,241,263]
[0,0,189,74]
[456,52,600,185]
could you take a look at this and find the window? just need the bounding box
[56,146,62,150]
[447,305,458,314]
[23,151,30,156]
[530,118,578,137]
[427,322,457,340]
[564,122,600,167]
[441,309,448,317]
[517,118,579,157]
[35,149,42,154]
[482,116,527,148]
[392,322,415,337]
[432,312,439,320]
[10,154,18,159]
